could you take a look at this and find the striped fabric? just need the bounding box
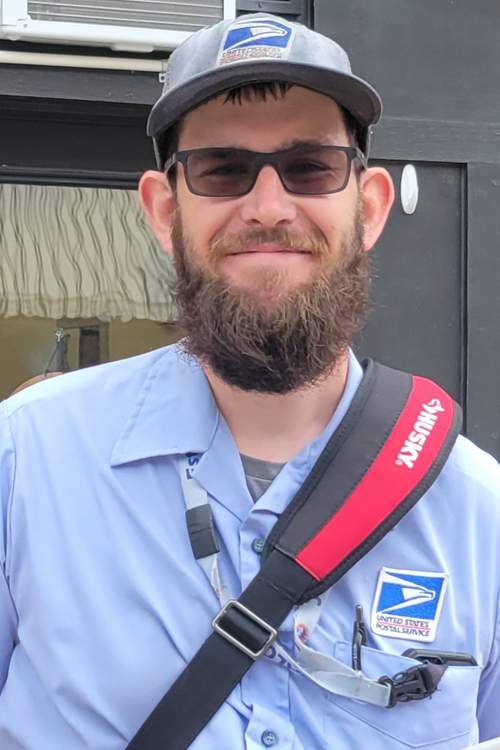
[0,183,176,322]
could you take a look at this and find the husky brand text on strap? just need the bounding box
[396,397,447,469]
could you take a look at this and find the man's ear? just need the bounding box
[359,167,395,251]
[138,170,176,255]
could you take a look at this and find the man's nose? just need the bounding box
[239,164,298,227]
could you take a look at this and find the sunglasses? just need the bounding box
[164,145,366,197]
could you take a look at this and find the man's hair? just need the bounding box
[157,81,361,185]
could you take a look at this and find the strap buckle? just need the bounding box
[379,664,438,708]
[213,600,278,660]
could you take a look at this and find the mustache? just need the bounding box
[207,227,330,263]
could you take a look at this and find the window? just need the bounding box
[0,182,181,399]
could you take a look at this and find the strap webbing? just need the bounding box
[126,362,462,750]
[126,551,313,750]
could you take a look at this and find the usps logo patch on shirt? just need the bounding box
[218,18,295,66]
[371,567,449,642]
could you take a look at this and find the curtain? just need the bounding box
[0,183,176,322]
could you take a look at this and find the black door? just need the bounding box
[317,0,500,459]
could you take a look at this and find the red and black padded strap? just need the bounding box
[264,360,461,602]
[126,361,462,750]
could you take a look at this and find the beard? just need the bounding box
[170,205,370,395]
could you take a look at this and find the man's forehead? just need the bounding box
[178,86,349,148]
[186,83,345,117]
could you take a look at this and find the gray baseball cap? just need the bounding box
[148,13,382,165]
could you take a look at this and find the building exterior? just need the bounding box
[0,0,499,458]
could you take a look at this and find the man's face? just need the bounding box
[140,85,394,394]
[174,86,362,303]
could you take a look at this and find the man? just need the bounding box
[1,12,499,750]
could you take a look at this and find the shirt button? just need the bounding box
[262,730,278,746]
[252,538,265,554]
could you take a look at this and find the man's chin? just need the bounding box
[216,266,316,304]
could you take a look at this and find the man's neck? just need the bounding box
[203,356,350,463]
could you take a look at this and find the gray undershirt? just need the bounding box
[240,453,286,503]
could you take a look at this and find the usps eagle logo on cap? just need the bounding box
[371,567,449,643]
[218,18,295,66]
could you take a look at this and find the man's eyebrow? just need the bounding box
[191,138,342,151]
[275,137,339,150]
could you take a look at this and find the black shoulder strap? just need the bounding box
[126,362,462,750]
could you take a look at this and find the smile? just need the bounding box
[227,248,313,256]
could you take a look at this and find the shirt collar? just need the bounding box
[110,346,219,466]
[110,346,364,468]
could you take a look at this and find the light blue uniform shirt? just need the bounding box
[1,345,500,750]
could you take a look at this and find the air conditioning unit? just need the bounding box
[0,0,236,52]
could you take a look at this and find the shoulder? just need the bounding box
[4,345,174,417]
[434,433,500,517]
[0,344,187,448]
[445,434,500,490]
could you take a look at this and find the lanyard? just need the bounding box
[178,455,390,707]
[179,453,230,606]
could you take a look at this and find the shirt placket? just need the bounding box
[238,506,294,734]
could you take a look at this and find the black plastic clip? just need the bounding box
[186,504,219,560]
[378,664,438,708]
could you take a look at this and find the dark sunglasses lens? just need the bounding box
[186,149,255,196]
[280,147,350,194]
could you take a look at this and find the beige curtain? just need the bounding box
[0,183,176,322]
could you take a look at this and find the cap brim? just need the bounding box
[147,60,382,138]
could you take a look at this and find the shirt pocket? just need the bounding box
[325,641,481,748]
